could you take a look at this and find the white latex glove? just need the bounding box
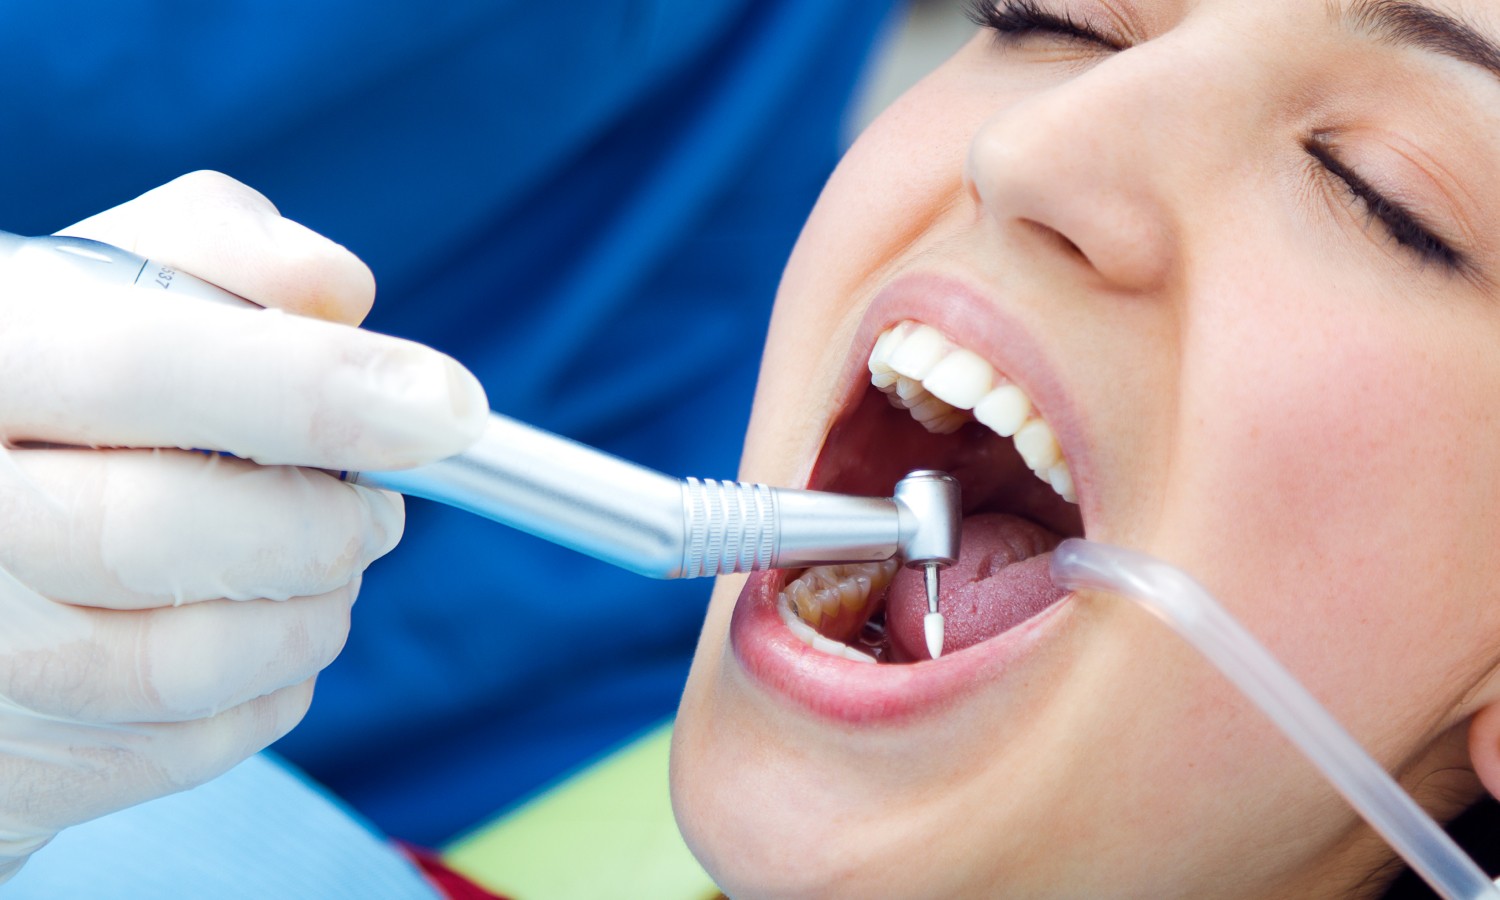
[0,171,488,881]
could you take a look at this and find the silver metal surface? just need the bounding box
[894,469,961,623]
[924,562,940,614]
[353,418,965,580]
[892,470,961,568]
[355,414,690,577]
[760,489,904,570]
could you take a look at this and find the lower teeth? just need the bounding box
[776,560,900,663]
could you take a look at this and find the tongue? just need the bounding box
[885,513,1067,662]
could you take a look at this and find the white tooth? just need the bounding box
[868,328,899,376]
[1014,419,1062,471]
[888,324,948,380]
[1047,462,1076,504]
[894,376,928,403]
[785,611,821,646]
[842,644,878,664]
[812,632,855,659]
[922,413,966,435]
[909,394,957,424]
[974,384,1031,438]
[871,370,899,390]
[882,321,914,351]
[922,349,994,410]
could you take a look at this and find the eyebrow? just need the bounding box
[1340,0,1500,84]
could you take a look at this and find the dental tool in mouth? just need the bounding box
[891,470,960,658]
[779,316,1082,664]
[0,230,964,595]
[923,565,943,658]
[351,424,962,586]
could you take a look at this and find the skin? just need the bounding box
[670,1,1500,897]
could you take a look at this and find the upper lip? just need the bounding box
[727,269,1089,724]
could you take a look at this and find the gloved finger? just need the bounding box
[0,581,355,724]
[2,678,319,837]
[145,676,319,791]
[0,448,400,609]
[56,170,375,325]
[0,275,488,469]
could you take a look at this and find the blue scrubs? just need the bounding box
[0,0,897,845]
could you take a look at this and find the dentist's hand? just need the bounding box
[0,171,488,881]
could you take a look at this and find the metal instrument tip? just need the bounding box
[923,562,944,659]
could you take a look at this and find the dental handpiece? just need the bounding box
[0,230,963,653]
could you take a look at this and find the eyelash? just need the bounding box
[966,0,1466,272]
[1303,138,1463,271]
[965,0,1125,51]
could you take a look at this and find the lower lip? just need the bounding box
[729,569,1073,724]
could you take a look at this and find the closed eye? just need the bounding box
[1303,136,1464,272]
[966,0,1127,52]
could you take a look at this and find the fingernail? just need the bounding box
[366,344,489,463]
[363,489,404,561]
[444,355,488,424]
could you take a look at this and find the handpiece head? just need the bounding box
[893,470,961,658]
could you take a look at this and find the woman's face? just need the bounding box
[672,1,1500,896]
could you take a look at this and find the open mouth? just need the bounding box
[773,318,1085,665]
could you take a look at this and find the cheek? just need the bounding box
[788,40,992,280]
[1165,302,1500,739]
[774,78,974,327]
[746,62,1002,479]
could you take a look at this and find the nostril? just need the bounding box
[1021,218,1087,261]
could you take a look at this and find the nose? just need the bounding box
[966,55,1188,293]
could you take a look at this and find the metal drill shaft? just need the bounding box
[353,414,963,581]
[925,562,940,615]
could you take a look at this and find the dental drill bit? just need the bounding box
[924,563,944,659]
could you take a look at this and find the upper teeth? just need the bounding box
[868,322,1077,504]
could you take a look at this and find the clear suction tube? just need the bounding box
[1050,539,1500,900]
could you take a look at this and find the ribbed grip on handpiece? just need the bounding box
[681,478,777,578]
